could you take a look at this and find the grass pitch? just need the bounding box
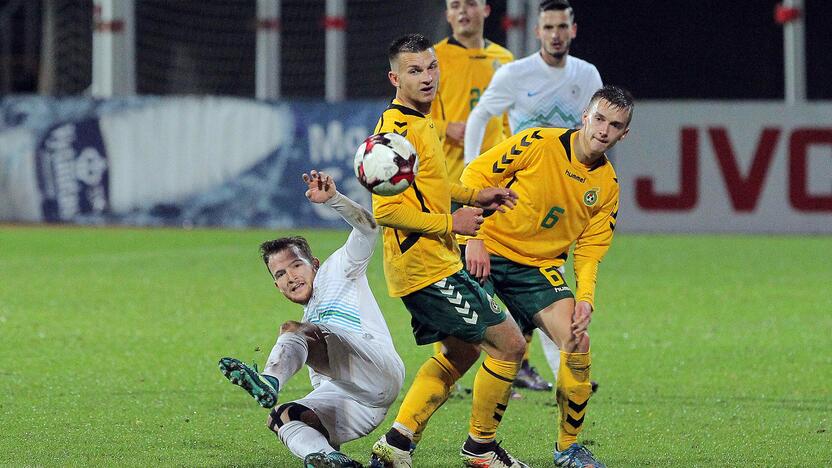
[1,226,830,467]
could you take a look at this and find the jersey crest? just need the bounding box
[583,187,600,207]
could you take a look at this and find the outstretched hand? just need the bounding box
[302,170,336,204]
[475,187,518,212]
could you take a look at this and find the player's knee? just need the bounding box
[442,341,480,371]
[279,320,302,335]
[506,333,527,361]
[267,402,310,432]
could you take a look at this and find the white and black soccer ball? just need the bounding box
[353,132,419,196]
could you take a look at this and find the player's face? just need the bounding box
[389,50,439,113]
[446,0,490,38]
[537,10,576,60]
[268,246,319,305]
[580,99,630,154]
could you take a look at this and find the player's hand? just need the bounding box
[302,170,336,204]
[474,187,518,212]
[571,300,593,337]
[446,122,466,145]
[465,239,491,283]
[451,206,484,236]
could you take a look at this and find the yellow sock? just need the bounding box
[395,353,461,440]
[433,342,443,355]
[556,350,592,451]
[469,356,520,440]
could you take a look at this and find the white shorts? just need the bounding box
[293,323,404,446]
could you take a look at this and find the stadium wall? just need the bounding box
[1,97,830,233]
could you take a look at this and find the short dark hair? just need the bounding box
[388,33,433,66]
[589,85,635,125]
[259,236,314,277]
[539,0,573,17]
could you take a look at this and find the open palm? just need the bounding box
[303,170,336,204]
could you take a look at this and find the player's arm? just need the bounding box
[374,190,501,237]
[303,170,378,273]
[373,193,452,236]
[464,65,516,163]
[573,187,620,310]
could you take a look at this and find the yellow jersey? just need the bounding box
[432,37,513,182]
[372,99,479,297]
[460,127,620,307]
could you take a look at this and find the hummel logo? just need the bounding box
[565,169,586,183]
[527,90,542,97]
[434,278,479,324]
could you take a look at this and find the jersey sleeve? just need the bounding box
[464,65,517,163]
[373,192,452,236]
[448,182,478,205]
[323,191,378,279]
[573,185,619,308]
[461,128,538,190]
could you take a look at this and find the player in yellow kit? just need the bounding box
[431,0,513,183]
[461,85,634,468]
[369,34,530,468]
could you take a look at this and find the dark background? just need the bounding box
[1,0,830,99]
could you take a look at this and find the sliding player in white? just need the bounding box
[219,171,405,468]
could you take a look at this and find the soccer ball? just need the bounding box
[353,133,419,196]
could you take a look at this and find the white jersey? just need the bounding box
[302,229,396,350]
[464,52,602,163]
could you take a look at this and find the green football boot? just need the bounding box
[218,357,278,408]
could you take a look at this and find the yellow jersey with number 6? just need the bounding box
[460,127,619,307]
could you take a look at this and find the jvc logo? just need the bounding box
[636,127,832,212]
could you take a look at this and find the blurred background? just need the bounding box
[1,0,830,232]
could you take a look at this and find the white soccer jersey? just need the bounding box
[302,229,395,350]
[464,52,602,162]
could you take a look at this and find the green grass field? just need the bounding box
[1,226,830,467]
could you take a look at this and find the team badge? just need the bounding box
[583,188,600,207]
[487,294,502,314]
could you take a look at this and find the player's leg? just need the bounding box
[373,271,524,467]
[268,401,336,459]
[263,320,330,383]
[276,382,384,466]
[487,257,602,466]
[218,320,327,408]
[460,312,528,467]
[373,335,478,467]
[534,301,604,467]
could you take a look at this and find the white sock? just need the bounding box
[262,331,308,386]
[536,328,561,382]
[278,420,335,459]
